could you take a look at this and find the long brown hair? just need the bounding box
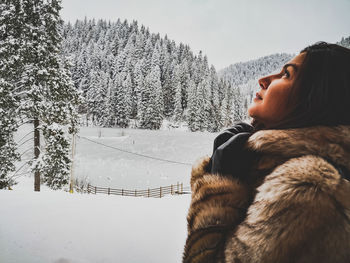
[251,42,350,131]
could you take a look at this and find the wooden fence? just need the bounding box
[86,182,191,198]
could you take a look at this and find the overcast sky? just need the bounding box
[61,0,350,70]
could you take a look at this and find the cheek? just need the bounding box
[248,87,291,122]
[264,90,288,113]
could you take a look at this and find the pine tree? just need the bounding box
[97,71,110,126]
[160,43,174,117]
[113,73,131,128]
[232,86,245,121]
[103,77,116,127]
[134,33,145,60]
[173,65,183,122]
[187,80,199,131]
[86,70,101,125]
[41,123,71,190]
[0,79,20,189]
[138,65,163,129]
[179,59,190,110]
[0,1,22,188]
[221,82,235,127]
[195,78,210,131]
[151,42,161,68]
[173,81,183,122]
[207,65,222,132]
[143,37,153,71]
[133,59,145,118]
[18,0,79,190]
[40,0,79,189]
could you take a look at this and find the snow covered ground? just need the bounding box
[1,125,217,263]
[14,124,217,189]
[74,126,216,189]
[0,177,191,263]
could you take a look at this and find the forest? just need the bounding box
[62,18,292,132]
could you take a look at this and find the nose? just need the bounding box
[258,75,270,90]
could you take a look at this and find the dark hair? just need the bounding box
[252,42,350,130]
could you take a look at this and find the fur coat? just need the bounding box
[183,125,350,263]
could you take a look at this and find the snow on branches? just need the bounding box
[0,0,79,189]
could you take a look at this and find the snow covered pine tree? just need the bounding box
[0,0,79,190]
[0,0,23,189]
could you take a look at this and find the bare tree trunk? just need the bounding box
[34,119,40,192]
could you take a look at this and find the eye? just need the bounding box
[282,68,290,78]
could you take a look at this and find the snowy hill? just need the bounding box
[218,53,293,87]
[62,19,228,132]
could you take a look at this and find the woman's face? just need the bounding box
[248,53,305,128]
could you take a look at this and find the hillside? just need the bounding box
[218,53,293,87]
[62,19,230,132]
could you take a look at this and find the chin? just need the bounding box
[247,105,257,117]
[248,99,264,117]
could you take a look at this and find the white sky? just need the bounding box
[61,0,350,70]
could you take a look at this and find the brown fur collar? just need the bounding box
[245,125,350,172]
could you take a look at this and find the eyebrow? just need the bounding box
[283,63,298,72]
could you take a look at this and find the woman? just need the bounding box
[183,42,350,263]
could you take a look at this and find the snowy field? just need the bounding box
[74,126,216,189]
[14,124,217,189]
[0,179,191,263]
[1,124,217,263]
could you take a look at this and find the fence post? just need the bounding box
[85,183,184,197]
